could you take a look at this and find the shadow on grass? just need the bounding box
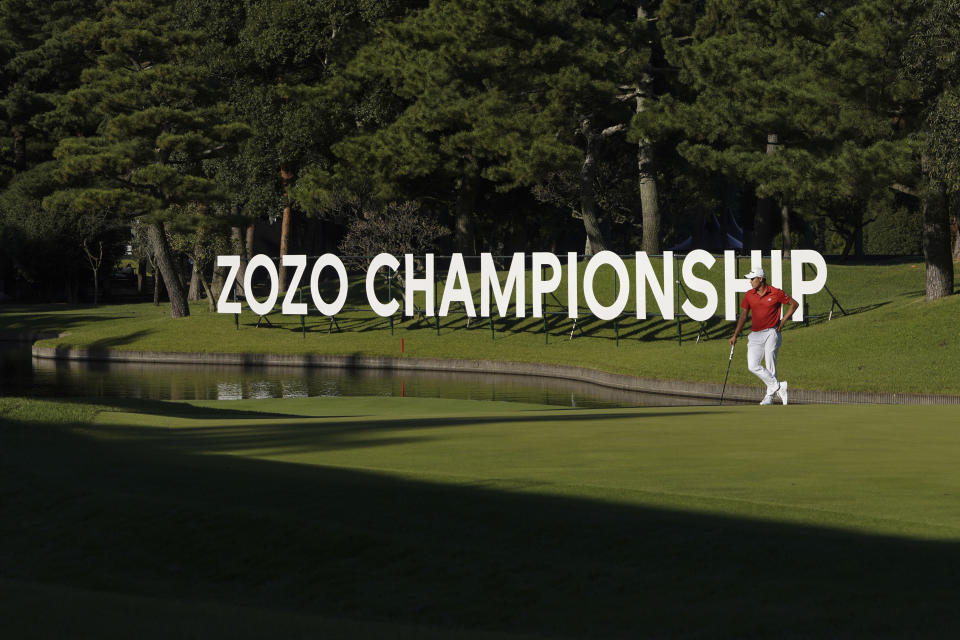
[800,302,891,327]
[2,408,958,638]
[85,408,704,455]
[0,311,137,335]
[242,310,732,345]
[77,397,316,421]
[46,331,157,375]
[86,329,155,351]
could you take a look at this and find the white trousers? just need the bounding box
[747,328,782,396]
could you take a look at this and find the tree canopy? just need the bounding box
[1,0,956,306]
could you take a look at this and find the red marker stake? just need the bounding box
[401,338,404,354]
[401,380,405,397]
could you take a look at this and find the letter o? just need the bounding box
[244,254,279,316]
[310,254,349,316]
[583,251,630,321]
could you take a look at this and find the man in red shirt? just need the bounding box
[729,267,800,405]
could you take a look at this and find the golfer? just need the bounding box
[729,267,800,405]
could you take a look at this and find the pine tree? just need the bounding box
[630,0,671,254]
[904,0,959,299]
[641,0,918,256]
[218,0,408,291]
[0,0,102,299]
[1,0,92,179]
[43,0,248,317]
[321,0,647,254]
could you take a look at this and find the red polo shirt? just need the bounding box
[741,285,792,331]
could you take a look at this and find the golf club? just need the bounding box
[719,343,735,405]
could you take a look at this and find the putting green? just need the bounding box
[93,396,960,540]
[6,395,960,637]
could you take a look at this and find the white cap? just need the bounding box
[745,267,765,280]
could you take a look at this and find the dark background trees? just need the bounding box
[1,0,956,306]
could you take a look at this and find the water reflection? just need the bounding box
[0,343,712,408]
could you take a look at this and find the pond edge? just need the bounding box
[30,344,960,405]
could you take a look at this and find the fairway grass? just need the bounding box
[92,396,960,539]
[3,396,960,637]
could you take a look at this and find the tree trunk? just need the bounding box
[188,257,201,301]
[146,222,190,317]
[13,130,26,172]
[752,134,780,250]
[580,119,608,256]
[137,259,146,294]
[922,186,954,301]
[211,264,226,312]
[230,225,243,276]
[780,204,792,258]
[455,209,473,254]
[636,5,660,255]
[230,225,245,300]
[82,240,103,306]
[198,267,217,312]
[639,150,660,255]
[950,215,959,261]
[454,175,478,254]
[152,258,160,305]
[840,231,855,262]
[147,254,161,305]
[240,223,255,297]
[279,168,294,292]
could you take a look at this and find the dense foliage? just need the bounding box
[1,0,957,310]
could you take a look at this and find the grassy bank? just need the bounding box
[2,259,958,394]
[3,395,960,637]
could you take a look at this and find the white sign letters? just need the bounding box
[217,251,828,322]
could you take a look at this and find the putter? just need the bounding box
[719,343,735,406]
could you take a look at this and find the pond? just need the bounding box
[0,342,711,408]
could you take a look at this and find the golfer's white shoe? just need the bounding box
[777,381,789,406]
[760,394,775,405]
